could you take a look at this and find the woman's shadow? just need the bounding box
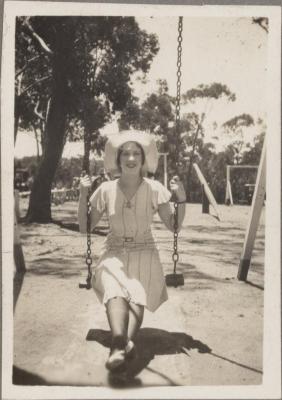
[86,327,211,382]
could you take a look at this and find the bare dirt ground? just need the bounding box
[13,199,264,388]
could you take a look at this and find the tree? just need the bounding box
[15,17,52,159]
[118,81,236,196]
[241,118,265,165]
[17,16,159,222]
[182,82,236,189]
[222,113,255,164]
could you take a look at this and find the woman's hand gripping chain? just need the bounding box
[169,175,186,202]
[79,173,92,197]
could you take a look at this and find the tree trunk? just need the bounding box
[83,126,91,174]
[186,120,203,190]
[25,43,69,223]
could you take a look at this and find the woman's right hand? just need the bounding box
[79,174,92,197]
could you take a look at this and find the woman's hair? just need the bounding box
[116,142,145,169]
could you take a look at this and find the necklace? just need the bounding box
[125,200,132,208]
[118,178,144,209]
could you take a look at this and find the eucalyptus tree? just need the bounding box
[222,113,254,164]
[182,82,236,187]
[15,16,159,222]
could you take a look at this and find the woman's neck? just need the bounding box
[119,173,143,188]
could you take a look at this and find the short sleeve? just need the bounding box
[89,182,108,213]
[149,179,171,211]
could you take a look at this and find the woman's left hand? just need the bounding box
[169,176,186,202]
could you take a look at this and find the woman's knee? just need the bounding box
[106,296,129,312]
[129,302,144,321]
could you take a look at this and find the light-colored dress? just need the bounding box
[90,177,171,312]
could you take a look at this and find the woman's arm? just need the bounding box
[77,175,103,233]
[158,176,186,232]
[158,202,186,232]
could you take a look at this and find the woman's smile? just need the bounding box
[119,142,143,173]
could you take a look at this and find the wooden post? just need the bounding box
[225,164,258,205]
[14,189,20,220]
[237,139,266,281]
[227,181,234,206]
[193,163,221,221]
[225,165,231,204]
[202,184,210,214]
[14,209,26,274]
[160,153,168,188]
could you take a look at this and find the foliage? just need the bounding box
[183,82,236,103]
[222,113,255,164]
[16,16,159,222]
[118,80,238,197]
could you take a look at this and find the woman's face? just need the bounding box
[119,142,144,175]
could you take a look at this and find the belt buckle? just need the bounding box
[124,237,134,242]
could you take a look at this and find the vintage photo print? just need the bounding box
[1,1,281,399]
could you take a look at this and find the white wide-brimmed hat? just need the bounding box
[104,130,159,175]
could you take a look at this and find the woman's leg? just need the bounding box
[127,302,144,342]
[106,297,129,351]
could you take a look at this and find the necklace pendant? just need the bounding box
[126,201,131,208]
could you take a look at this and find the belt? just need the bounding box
[124,237,134,242]
[104,233,156,251]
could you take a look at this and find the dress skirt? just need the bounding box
[92,235,168,312]
[89,178,171,312]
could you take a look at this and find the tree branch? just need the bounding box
[15,55,41,78]
[20,75,51,96]
[23,17,53,55]
[34,100,45,121]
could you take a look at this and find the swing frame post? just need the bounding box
[193,163,221,220]
[202,184,210,214]
[237,139,266,281]
[225,164,258,205]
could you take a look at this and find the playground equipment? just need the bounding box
[79,17,187,290]
[237,139,266,281]
[193,163,221,221]
[165,17,185,288]
[225,165,258,205]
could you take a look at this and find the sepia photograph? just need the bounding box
[1,1,281,399]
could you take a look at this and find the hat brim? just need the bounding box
[104,131,159,175]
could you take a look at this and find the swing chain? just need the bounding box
[84,128,93,288]
[175,16,183,139]
[85,194,92,283]
[172,202,179,273]
[171,16,183,273]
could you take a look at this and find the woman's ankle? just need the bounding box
[111,335,127,350]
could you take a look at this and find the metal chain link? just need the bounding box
[85,194,92,286]
[172,16,183,273]
[85,130,92,288]
[175,16,183,143]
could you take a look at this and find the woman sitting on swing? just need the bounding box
[78,130,186,372]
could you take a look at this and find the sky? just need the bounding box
[14,16,268,158]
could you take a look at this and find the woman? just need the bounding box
[78,131,186,372]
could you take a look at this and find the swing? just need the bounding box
[165,17,185,288]
[79,17,186,290]
[78,150,93,290]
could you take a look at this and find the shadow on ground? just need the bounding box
[13,366,50,385]
[87,327,211,383]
